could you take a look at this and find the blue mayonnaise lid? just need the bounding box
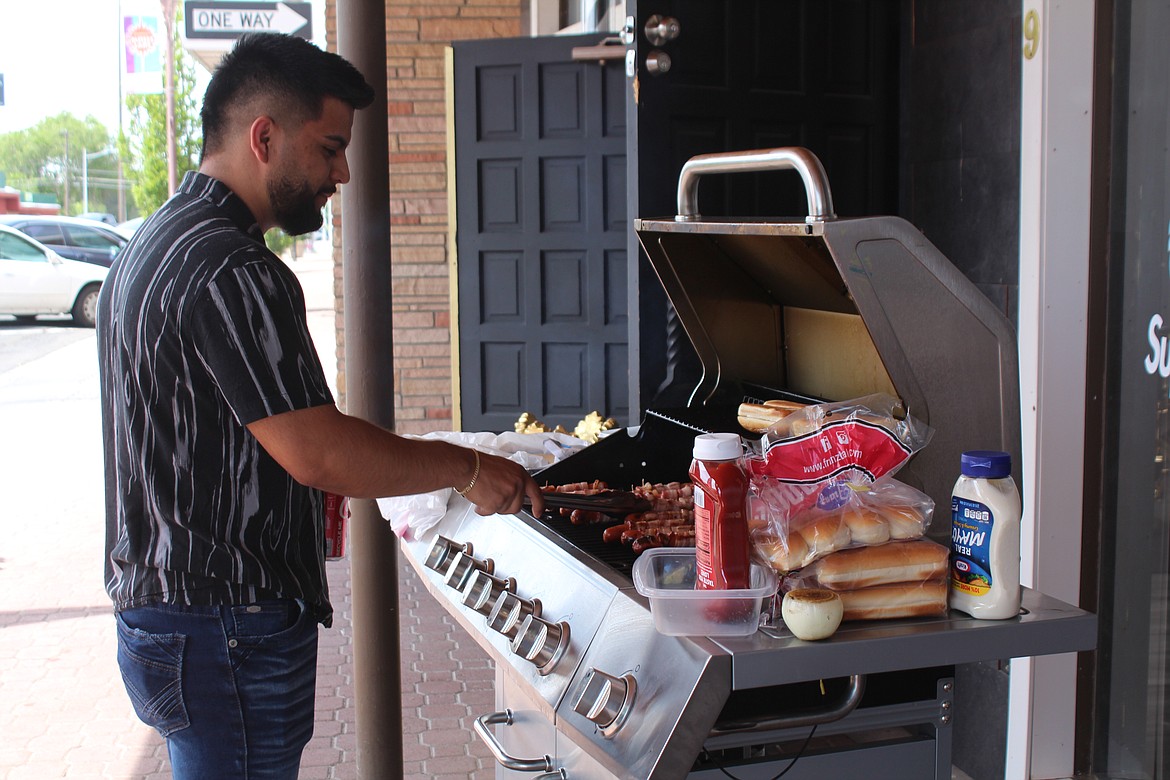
[960,450,1012,479]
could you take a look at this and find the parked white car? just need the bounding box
[0,224,108,327]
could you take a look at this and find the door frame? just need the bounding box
[1012,2,1095,776]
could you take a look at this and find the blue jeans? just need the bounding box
[115,599,318,780]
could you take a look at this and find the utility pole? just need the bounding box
[116,0,126,222]
[162,0,177,196]
[62,130,70,214]
[84,149,116,214]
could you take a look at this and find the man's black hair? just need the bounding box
[200,33,375,160]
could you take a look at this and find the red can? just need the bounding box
[324,492,349,560]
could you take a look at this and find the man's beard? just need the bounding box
[268,173,329,236]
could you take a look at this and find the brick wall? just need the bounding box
[327,0,523,435]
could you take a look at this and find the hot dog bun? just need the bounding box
[737,400,807,433]
[881,504,927,539]
[806,540,950,591]
[841,507,890,545]
[755,532,810,572]
[795,513,851,558]
[838,579,949,621]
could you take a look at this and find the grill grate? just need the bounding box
[534,513,639,577]
[531,397,817,577]
[531,408,728,578]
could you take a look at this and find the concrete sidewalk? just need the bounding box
[0,248,495,779]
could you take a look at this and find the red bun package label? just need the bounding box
[752,418,914,485]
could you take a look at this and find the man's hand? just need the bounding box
[459,449,545,517]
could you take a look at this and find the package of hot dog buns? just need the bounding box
[749,393,932,485]
[773,540,951,622]
[744,393,935,573]
[749,476,935,572]
[782,539,950,591]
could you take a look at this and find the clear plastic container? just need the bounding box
[632,548,779,636]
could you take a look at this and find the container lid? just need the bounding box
[693,432,742,461]
[961,450,1012,479]
[632,547,778,599]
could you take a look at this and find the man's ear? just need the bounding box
[249,116,276,164]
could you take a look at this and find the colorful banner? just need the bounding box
[122,14,164,94]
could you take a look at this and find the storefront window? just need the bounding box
[530,0,625,35]
[1094,1,1170,776]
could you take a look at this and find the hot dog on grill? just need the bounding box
[837,579,949,621]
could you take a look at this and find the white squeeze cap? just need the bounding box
[693,432,743,461]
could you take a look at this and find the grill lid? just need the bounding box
[634,147,1021,517]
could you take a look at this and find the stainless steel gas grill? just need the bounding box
[392,148,1095,779]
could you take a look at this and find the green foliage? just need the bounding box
[0,113,119,215]
[265,228,294,256]
[120,27,201,216]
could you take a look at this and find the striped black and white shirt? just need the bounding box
[97,172,335,625]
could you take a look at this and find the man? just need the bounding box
[97,33,544,779]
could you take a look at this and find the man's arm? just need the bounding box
[247,403,545,516]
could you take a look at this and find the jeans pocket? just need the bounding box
[230,600,302,639]
[115,613,190,737]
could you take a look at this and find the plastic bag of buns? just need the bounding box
[777,577,949,622]
[782,539,950,591]
[750,393,932,486]
[773,540,951,623]
[750,476,935,573]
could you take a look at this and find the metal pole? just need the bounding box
[116,0,126,222]
[83,150,89,214]
[162,0,177,196]
[336,2,400,777]
[62,130,70,214]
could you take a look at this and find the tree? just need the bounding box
[118,24,201,216]
[0,113,122,215]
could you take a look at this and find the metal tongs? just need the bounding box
[525,490,652,518]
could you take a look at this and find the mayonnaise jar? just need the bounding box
[949,450,1022,619]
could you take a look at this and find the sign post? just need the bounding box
[184,1,312,39]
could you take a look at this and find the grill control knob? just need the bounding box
[444,551,493,591]
[572,668,636,737]
[511,614,570,675]
[461,571,515,615]
[487,592,541,639]
[424,535,471,573]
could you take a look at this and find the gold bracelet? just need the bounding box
[456,449,481,497]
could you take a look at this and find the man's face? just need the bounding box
[267,97,355,236]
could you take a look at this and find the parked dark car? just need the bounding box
[79,212,119,226]
[0,215,129,267]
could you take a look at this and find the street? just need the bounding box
[0,250,495,779]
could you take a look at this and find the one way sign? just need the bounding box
[184,1,312,40]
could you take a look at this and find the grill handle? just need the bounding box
[707,674,866,737]
[473,709,561,774]
[675,146,836,223]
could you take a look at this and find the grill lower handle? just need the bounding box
[473,709,560,774]
[675,146,836,223]
[707,674,867,737]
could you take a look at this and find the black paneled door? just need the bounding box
[453,34,629,433]
[452,4,899,430]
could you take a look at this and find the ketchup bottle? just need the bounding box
[690,432,751,590]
